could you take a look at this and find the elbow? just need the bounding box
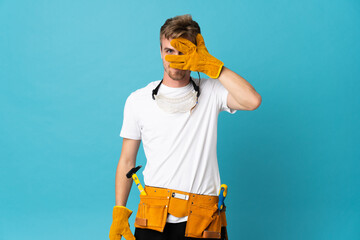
[249,93,262,111]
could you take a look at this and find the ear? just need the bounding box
[160,44,163,59]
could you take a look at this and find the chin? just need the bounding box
[168,70,184,80]
[170,73,186,80]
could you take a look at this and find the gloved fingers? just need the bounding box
[196,33,205,47]
[165,54,186,63]
[170,38,196,55]
[109,232,121,240]
[121,226,136,240]
[169,62,187,70]
[173,37,196,49]
[109,224,117,240]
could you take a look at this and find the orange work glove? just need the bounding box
[165,33,224,79]
[109,206,135,240]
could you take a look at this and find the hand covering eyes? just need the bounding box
[165,33,224,79]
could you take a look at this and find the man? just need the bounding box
[109,14,261,240]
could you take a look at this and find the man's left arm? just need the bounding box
[217,66,262,111]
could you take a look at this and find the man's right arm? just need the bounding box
[115,138,141,206]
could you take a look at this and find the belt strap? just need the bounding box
[144,186,219,218]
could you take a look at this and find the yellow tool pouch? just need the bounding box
[134,186,227,239]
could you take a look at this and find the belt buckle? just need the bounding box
[171,192,189,200]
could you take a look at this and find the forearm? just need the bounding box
[115,156,135,206]
[114,138,140,207]
[217,66,261,110]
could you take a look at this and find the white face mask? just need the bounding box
[152,78,200,114]
[154,89,198,114]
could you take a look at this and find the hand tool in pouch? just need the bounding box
[218,184,228,210]
[218,184,229,240]
[126,165,147,195]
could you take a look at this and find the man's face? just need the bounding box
[160,36,190,81]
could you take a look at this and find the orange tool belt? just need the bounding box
[135,186,227,239]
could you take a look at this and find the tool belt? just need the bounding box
[135,186,227,239]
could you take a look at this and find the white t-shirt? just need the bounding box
[120,78,236,222]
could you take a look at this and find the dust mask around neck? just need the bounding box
[152,77,200,114]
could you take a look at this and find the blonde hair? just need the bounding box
[160,14,201,48]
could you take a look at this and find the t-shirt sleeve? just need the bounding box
[212,79,237,114]
[120,94,142,140]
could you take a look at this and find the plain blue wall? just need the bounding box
[1,0,359,239]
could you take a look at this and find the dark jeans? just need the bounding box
[135,222,227,240]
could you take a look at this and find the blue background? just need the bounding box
[1,0,359,239]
